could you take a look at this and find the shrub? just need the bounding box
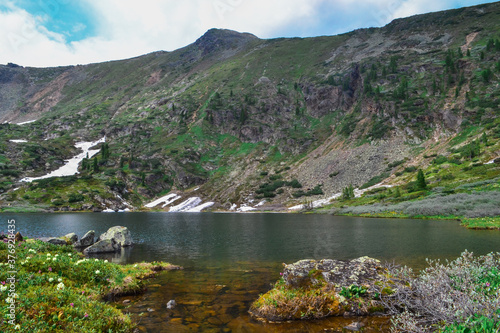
[379,251,500,332]
[68,193,84,203]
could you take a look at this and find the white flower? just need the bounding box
[47,253,51,256]
[52,257,57,261]
[104,260,108,263]
[14,324,20,330]
[95,270,100,274]
[134,264,138,268]
[0,285,7,292]
[58,278,62,282]
[5,297,13,303]
[67,253,72,257]
[28,249,36,253]
[49,278,54,282]
[56,282,65,290]
[95,259,99,262]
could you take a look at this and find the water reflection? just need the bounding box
[4,212,499,332]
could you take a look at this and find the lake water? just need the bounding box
[3,213,499,332]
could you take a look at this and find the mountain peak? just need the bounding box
[194,28,258,56]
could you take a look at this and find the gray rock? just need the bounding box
[38,237,68,246]
[78,230,95,247]
[63,233,78,244]
[83,239,121,255]
[166,300,176,309]
[282,256,382,289]
[98,226,133,247]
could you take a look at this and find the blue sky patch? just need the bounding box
[6,0,96,42]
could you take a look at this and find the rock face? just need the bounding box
[250,257,391,321]
[83,239,121,255]
[98,226,133,247]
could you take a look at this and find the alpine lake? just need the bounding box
[5,212,499,332]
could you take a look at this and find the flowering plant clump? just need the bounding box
[0,238,177,332]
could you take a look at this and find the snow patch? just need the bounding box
[485,158,498,165]
[237,204,257,212]
[255,200,266,207]
[169,197,202,212]
[288,182,392,211]
[20,137,105,183]
[229,203,237,211]
[144,193,180,208]
[102,208,115,213]
[185,202,215,212]
[16,119,37,125]
[9,139,27,143]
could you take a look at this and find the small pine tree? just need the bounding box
[394,186,401,198]
[92,157,99,172]
[416,169,427,190]
[481,132,488,145]
[466,49,471,57]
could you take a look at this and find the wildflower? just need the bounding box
[67,253,72,257]
[14,324,20,330]
[95,270,100,274]
[82,291,85,295]
[28,249,36,253]
[5,297,13,303]
[134,264,138,267]
[52,257,57,261]
[70,303,74,307]
[49,278,54,282]
[0,285,7,292]
[84,313,89,318]
[48,267,52,272]
[95,259,99,262]
[486,282,491,287]
[38,270,41,274]
[104,260,108,263]
[57,282,65,290]
[47,253,51,256]
[1,281,4,285]
[55,254,59,257]
[58,278,62,282]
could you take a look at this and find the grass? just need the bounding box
[0,238,178,332]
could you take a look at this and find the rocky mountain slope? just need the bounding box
[0,2,499,212]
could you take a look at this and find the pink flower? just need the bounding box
[48,267,52,272]
[280,272,283,276]
[38,270,41,274]
[70,303,74,307]
[82,291,85,294]
[84,313,89,318]
[1,281,5,285]
[486,282,491,287]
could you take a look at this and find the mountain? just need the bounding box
[1,2,499,213]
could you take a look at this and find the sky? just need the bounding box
[0,0,498,67]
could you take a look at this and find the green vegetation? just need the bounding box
[0,238,177,332]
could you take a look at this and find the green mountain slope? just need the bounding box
[0,3,499,214]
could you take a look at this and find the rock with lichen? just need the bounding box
[250,257,393,321]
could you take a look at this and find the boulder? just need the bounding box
[15,232,23,242]
[98,226,133,247]
[83,239,121,255]
[63,233,78,244]
[74,230,95,248]
[38,237,68,246]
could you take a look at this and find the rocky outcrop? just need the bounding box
[250,257,394,321]
[83,239,121,255]
[98,226,133,247]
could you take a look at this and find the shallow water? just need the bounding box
[4,212,499,332]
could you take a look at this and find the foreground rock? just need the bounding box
[83,239,121,255]
[249,257,393,321]
[98,226,133,247]
[73,230,95,248]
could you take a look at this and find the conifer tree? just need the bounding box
[416,169,427,190]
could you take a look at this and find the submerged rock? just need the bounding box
[250,257,391,321]
[166,300,176,309]
[83,239,121,254]
[98,226,133,247]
